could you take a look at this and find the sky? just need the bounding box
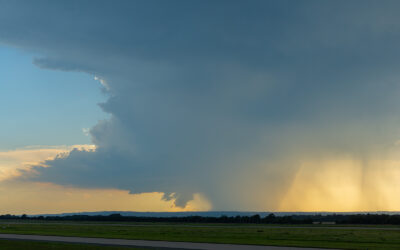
[0,45,106,150]
[1,0,400,214]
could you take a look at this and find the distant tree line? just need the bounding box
[1,213,399,225]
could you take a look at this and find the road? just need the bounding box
[0,233,331,250]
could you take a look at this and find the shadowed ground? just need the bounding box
[0,222,399,249]
[0,234,330,250]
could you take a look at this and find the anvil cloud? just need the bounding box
[2,0,400,210]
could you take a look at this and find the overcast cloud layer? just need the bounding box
[2,0,400,210]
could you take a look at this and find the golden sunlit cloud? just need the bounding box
[0,181,211,214]
[279,156,400,212]
[0,145,211,214]
[0,145,95,181]
[2,144,400,213]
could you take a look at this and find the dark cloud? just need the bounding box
[2,0,400,209]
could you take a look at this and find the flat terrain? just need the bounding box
[0,239,144,250]
[3,220,400,229]
[0,221,399,249]
[0,234,327,250]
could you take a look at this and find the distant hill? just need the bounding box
[31,211,400,217]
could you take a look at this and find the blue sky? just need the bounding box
[1,0,400,212]
[0,45,106,150]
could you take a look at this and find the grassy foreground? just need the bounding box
[0,222,399,249]
[0,239,144,250]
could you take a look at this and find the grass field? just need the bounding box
[0,222,399,249]
[0,239,144,250]
[3,220,400,228]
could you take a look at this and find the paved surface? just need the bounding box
[0,233,331,250]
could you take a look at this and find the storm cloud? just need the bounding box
[2,0,400,210]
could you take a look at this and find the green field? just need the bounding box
[0,239,144,250]
[0,222,400,249]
